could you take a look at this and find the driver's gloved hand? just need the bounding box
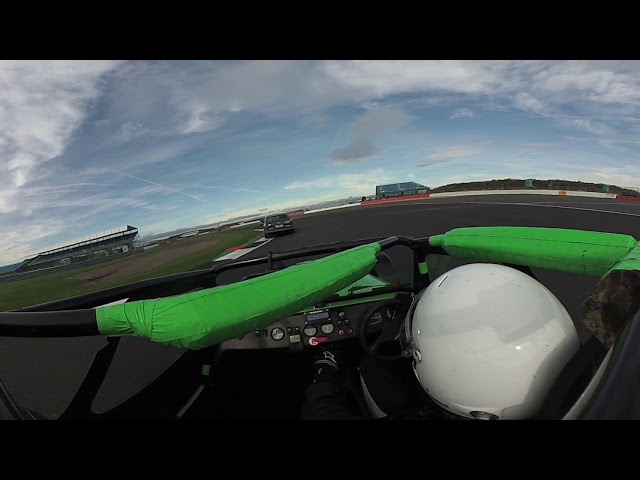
[313,349,339,383]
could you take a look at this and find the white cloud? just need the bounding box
[115,61,354,132]
[560,117,616,136]
[203,193,350,225]
[113,121,149,144]
[322,61,640,135]
[531,61,640,106]
[75,61,640,162]
[175,108,222,134]
[194,185,261,194]
[102,169,206,202]
[0,179,195,263]
[0,60,120,215]
[91,137,204,172]
[0,219,67,264]
[284,168,391,195]
[321,60,506,97]
[588,166,640,188]
[514,92,547,114]
[417,140,493,167]
[450,108,474,119]
[92,61,640,146]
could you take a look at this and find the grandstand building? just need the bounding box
[0,262,25,276]
[375,182,428,199]
[19,225,139,272]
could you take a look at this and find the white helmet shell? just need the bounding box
[409,263,579,420]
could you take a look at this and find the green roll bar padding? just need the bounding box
[418,261,428,274]
[428,234,445,247]
[608,241,640,273]
[428,227,637,277]
[95,242,381,349]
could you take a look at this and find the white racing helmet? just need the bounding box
[401,263,580,420]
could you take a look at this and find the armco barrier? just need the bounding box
[430,189,561,197]
[362,193,430,205]
[565,191,617,199]
[299,189,635,218]
[403,190,619,200]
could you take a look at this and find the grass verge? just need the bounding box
[0,229,259,311]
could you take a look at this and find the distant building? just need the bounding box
[19,225,139,272]
[375,182,428,199]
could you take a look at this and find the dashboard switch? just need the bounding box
[345,327,353,335]
[309,336,328,346]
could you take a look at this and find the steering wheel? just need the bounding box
[359,299,407,360]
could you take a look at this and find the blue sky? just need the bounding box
[1,60,640,264]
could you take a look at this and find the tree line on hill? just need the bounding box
[428,178,640,196]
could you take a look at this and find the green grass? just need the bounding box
[0,229,259,311]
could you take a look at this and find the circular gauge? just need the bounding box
[321,323,335,335]
[303,325,317,337]
[270,327,285,341]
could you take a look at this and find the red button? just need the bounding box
[309,336,329,346]
[345,328,353,335]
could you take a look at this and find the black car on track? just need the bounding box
[263,213,295,238]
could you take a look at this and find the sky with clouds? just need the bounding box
[2,60,640,264]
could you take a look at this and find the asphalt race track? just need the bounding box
[236,195,640,261]
[2,194,640,418]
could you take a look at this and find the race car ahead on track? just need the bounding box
[262,213,295,238]
[0,226,639,420]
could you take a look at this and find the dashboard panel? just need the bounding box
[220,302,380,351]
